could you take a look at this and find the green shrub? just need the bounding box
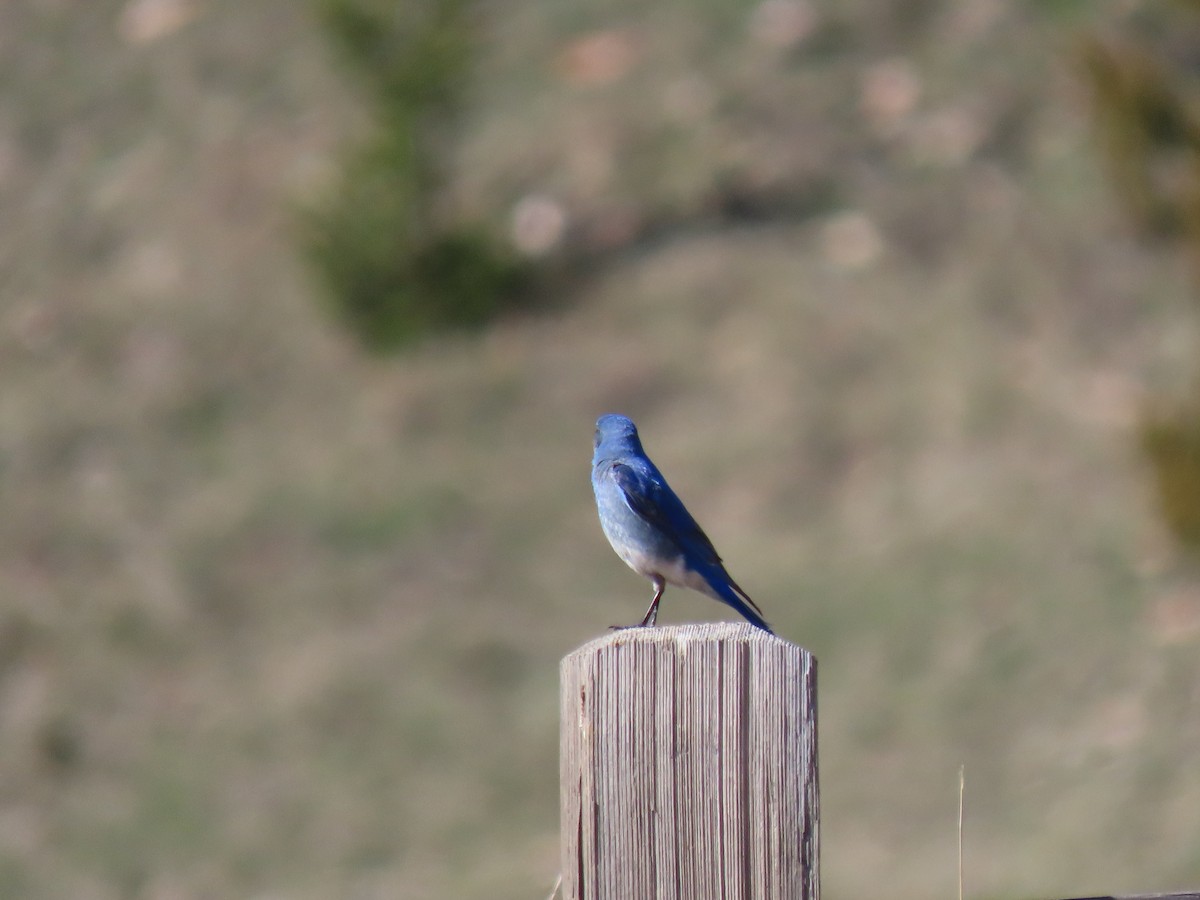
[1142,397,1200,551]
[303,0,529,352]
[1081,31,1200,238]
[1084,5,1200,552]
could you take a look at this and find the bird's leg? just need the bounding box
[638,577,665,627]
[608,577,666,631]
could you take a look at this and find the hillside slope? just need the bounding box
[2,2,1199,898]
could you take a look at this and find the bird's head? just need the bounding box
[593,413,643,464]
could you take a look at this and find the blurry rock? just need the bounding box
[748,0,816,50]
[118,0,200,44]
[511,193,567,257]
[554,29,640,87]
[1150,585,1200,645]
[907,108,983,167]
[820,210,884,270]
[861,57,921,136]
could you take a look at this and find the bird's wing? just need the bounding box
[610,461,724,566]
[609,459,770,623]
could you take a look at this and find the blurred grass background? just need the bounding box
[5,0,1200,898]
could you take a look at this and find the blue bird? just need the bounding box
[591,414,773,633]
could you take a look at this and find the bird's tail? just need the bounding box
[710,573,774,634]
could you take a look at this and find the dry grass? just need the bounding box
[3,0,1200,898]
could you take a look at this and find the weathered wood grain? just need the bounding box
[560,623,818,899]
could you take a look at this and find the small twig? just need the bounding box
[546,872,562,900]
[958,764,965,900]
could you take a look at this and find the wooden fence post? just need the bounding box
[560,623,818,899]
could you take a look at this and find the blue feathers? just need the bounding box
[591,414,773,634]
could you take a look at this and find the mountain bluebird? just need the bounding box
[591,413,773,633]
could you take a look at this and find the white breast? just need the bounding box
[617,545,714,597]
